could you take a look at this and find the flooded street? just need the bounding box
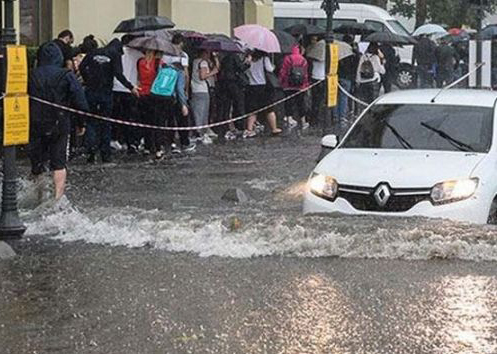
[2,134,497,353]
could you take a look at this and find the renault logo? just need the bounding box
[374,184,391,207]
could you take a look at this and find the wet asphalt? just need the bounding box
[1,132,497,353]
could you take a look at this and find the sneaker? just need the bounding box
[288,117,298,129]
[127,144,138,155]
[302,122,310,130]
[172,144,182,154]
[155,150,165,159]
[254,123,265,134]
[243,130,257,139]
[110,140,123,151]
[225,130,237,141]
[143,149,151,155]
[182,143,196,153]
[202,135,213,145]
[206,129,217,138]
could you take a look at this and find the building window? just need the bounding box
[136,0,158,16]
[20,0,52,46]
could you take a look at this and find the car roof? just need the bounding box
[376,89,497,108]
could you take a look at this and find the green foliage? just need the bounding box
[389,0,497,28]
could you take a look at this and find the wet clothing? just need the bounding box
[380,44,398,93]
[413,37,437,66]
[29,42,88,174]
[435,44,459,88]
[80,38,134,96]
[279,46,309,90]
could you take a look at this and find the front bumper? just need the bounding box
[303,190,489,224]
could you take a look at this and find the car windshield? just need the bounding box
[387,20,411,37]
[341,104,494,153]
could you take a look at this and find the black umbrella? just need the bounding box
[364,32,417,46]
[199,37,242,53]
[284,24,325,37]
[334,23,376,36]
[481,25,497,40]
[114,16,175,33]
[272,30,298,54]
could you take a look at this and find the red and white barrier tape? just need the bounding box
[27,80,324,132]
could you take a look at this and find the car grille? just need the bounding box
[338,184,432,212]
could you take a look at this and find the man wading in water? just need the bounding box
[29,42,89,200]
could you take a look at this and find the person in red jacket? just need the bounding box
[279,45,309,131]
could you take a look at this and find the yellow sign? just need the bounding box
[4,95,30,146]
[328,43,339,76]
[327,75,338,108]
[6,46,28,94]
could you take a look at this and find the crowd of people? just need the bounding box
[413,34,466,89]
[28,25,471,200]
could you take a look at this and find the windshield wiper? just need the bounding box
[420,122,476,152]
[383,121,413,149]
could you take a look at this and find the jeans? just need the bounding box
[85,90,113,160]
[191,92,210,134]
[333,79,352,129]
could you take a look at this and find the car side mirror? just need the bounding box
[321,135,339,149]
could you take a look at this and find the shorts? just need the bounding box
[245,85,274,115]
[29,133,69,175]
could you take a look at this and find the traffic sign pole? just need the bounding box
[0,0,26,240]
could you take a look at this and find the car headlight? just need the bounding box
[431,178,479,205]
[309,173,338,201]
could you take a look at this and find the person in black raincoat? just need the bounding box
[80,38,139,163]
[29,42,89,200]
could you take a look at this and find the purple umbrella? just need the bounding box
[199,37,242,53]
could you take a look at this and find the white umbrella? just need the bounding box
[336,40,354,60]
[413,24,448,37]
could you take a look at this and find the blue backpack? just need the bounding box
[151,65,179,97]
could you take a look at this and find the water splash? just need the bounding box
[22,198,497,261]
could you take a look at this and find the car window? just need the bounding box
[387,20,411,37]
[365,20,388,33]
[341,104,494,153]
[274,17,311,31]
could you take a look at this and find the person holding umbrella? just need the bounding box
[306,35,326,128]
[245,50,282,137]
[356,42,385,105]
[191,49,220,144]
[279,44,309,131]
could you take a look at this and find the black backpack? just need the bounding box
[30,68,70,135]
[359,54,375,80]
[81,49,113,90]
[288,57,305,86]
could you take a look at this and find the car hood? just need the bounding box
[315,149,486,188]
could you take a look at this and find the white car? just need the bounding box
[303,89,497,224]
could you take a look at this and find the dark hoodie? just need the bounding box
[79,38,134,95]
[29,42,88,135]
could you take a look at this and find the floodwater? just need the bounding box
[2,134,497,353]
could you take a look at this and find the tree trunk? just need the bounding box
[415,0,428,28]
